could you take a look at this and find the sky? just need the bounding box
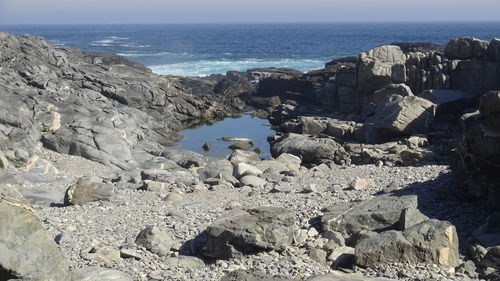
[1,0,500,25]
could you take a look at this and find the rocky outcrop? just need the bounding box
[203,207,296,259]
[451,91,500,210]
[0,31,249,171]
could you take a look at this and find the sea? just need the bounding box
[1,22,499,157]
[1,22,500,77]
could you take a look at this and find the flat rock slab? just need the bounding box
[0,183,70,280]
[321,195,428,236]
[22,188,65,206]
[204,206,296,259]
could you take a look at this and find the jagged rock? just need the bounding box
[489,38,500,62]
[327,246,355,268]
[418,89,476,114]
[233,163,263,179]
[444,37,489,59]
[367,95,436,142]
[135,225,172,257]
[64,177,112,205]
[142,180,167,193]
[204,207,296,259]
[358,45,406,95]
[197,158,237,184]
[0,183,70,280]
[321,195,428,236]
[355,219,460,268]
[450,59,500,94]
[71,267,133,281]
[372,83,413,104]
[271,133,349,164]
[451,91,500,209]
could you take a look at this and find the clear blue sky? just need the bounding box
[1,0,500,24]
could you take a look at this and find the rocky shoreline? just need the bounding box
[1,30,500,281]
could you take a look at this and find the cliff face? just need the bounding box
[0,31,249,170]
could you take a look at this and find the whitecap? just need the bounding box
[148,58,325,77]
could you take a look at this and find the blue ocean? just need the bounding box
[2,22,500,77]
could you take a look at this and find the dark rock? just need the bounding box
[418,89,477,114]
[202,142,211,151]
[228,141,254,151]
[444,37,489,60]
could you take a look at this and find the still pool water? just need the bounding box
[175,115,276,158]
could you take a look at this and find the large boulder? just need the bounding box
[451,91,500,209]
[355,220,460,268]
[204,207,296,259]
[358,45,406,95]
[321,195,428,237]
[135,226,173,257]
[271,133,349,164]
[366,95,436,142]
[488,38,500,61]
[444,37,489,60]
[418,89,476,114]
[0,183,70,280]
[450,59,500,94]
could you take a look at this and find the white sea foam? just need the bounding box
[148,58,325,77]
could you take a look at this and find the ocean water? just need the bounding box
[2,22,500,77]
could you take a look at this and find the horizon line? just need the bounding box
[2,19,500,26]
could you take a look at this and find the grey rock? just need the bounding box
[229,141,254,151]
[204,207,296,259]
[321,195,428,236]
[22,188,65,206]
[418,89,476,114]
[367,95,436,142]
[160,149,206,168]
[327,246,355,268]
[372,83,413,105]
[271,133,349,164]
[135,225,173,257]
[0,183,70,280]
[355,219,460,268]
[444,37,489,59]
[489,38,500,61]
[164,256,205,268]
[71,267,133,281]
[309,248,327,265]
[64,177,112,205]
[119,248,143,260]
[306,272,396,281]
[228,150,261,165]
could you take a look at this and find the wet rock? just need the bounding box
[204,207,296,259]
[202,142,211,151]
[229,141,254,151]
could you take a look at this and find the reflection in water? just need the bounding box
[176,115,276,158]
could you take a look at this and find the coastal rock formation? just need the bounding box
[451,91,500,210]
[204,206,296,259]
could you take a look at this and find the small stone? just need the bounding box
[302,183,319,193]
[202,142,211,151]
[307,228,319,238]
[143,180,167,193]
[54,232,73,245]
[349,178,373,190]
[270,184,293,193]
[309,248,327,265]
